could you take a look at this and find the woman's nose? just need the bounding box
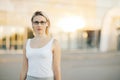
[37,23,42,26]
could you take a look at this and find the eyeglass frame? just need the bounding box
[32,21,47,25]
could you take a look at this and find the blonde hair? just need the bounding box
[31,11,50,35]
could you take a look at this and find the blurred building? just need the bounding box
[0,0,120,52]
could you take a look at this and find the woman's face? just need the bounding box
[32,15,48,35]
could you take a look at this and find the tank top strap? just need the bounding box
[48,37,54,49]
[26,39,31,49]
[50,37,54,44]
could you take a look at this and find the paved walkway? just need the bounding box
[0,50,120,80]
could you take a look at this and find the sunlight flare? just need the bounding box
[57,16,85,32]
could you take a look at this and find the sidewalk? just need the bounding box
[0,49,120,80]
[62,49,120,60]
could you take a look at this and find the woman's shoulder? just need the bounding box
[52,38,60,47]
[23,38,31,48]
[52,38,61,54]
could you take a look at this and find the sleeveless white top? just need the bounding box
[26,38,54,78]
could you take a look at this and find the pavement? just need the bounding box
[0,50,120,80]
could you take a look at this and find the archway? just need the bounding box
[100,7,120,52]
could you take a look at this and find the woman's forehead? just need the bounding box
[33,15,46,21]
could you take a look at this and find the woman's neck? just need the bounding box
[34,33,48,40]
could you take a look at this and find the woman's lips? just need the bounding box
[37,29,42,31]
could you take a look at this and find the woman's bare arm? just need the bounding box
[20,40,28,80]
[52,39,61,80]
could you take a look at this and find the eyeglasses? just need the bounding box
[33,21,47,25]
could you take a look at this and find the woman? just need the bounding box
[20,11,61,80]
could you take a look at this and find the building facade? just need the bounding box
[0,0,120,52]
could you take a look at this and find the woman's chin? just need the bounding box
[37,31,43,34]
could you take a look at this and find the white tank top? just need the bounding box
[26,38,54,78]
